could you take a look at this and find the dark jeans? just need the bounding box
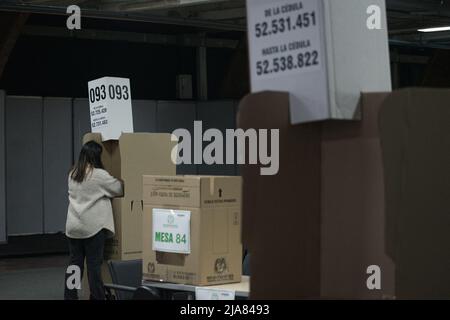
[64,229,106,300]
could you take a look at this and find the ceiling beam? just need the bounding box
[101,0,231,12]
[387,0,450,13]
[21,25,240,48]
[197,7,246,20]
[392,30,450,42]
[390,51,430,64]
[21,0,89,4]
[0,3,246,31]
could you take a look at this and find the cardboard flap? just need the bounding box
[82,132,102,144]
[119,133,176,199]
[322,92,389,141]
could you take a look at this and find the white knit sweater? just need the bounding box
[65,168,123,239]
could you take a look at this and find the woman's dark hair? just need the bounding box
[70,141,104,183]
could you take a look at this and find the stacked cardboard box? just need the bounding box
[142,175,242,286]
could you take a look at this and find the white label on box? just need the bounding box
[247,0,323,81]
[195,288,235,300]
[88,77,134,141]
[152,208,191,254]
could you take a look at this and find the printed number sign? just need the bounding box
[247,0,323,81]
[87,77,134,141]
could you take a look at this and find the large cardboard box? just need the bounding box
[142,175,242,286]
[321,93,395,299]
[379,88,450,299]
[238,91,322,299]
[82,133,176,261]
[247,0,392,124]
[238,91,394,299]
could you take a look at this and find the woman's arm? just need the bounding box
[97,169,124,198]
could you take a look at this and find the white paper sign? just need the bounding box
[88,77,134,141]
[152,208,191,254]
[247,0,330,124]
[247,0,323,81]
[195,288,235,300]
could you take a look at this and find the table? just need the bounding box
[142,276,250,299]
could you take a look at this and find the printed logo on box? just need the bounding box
[214,257,228,274]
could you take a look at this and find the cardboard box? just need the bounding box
[82,133,176,261]
[238,91,322,299]
[142,175,242,286]
[247,0,392,124]
[321,93,395,299]
[379,88,450,299]
[238,91,394,299]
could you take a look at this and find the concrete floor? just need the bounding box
[0,254,69,300]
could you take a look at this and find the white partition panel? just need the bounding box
[156,101,197,175]
[43,98,72,233]
[133,100,157,133]
[197,100,237,176]
[6,96,44,235]
[72,98,91,163]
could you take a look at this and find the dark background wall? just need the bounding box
[0,13,249,100]
[0,35,197,99]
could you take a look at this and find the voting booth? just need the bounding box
[238,91,395,299]
[80,77,176,298]
[82,133,176,261]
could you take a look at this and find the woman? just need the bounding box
[64,141,123,300]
